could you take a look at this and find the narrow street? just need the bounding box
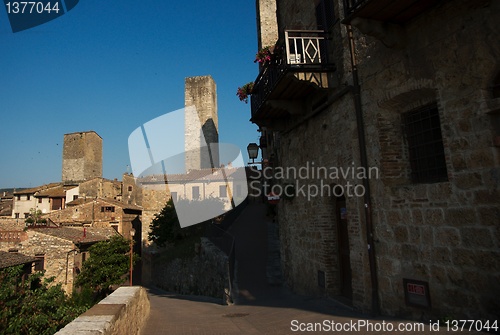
[139,202,484,335]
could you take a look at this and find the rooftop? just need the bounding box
[0,250,36,269]
[30,226,117,244]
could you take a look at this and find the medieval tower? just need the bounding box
[184,75,219,171]
[62,131,103,184]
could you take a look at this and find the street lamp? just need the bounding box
[129,228,135,286]
[247,143,260,164]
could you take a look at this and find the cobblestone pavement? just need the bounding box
[140,202,486,335]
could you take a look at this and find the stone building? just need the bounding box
[0,226,116,294]
[44,198,142,241]
[11,183,68,218]
[184,75,220,172]
[251,0,499,321]
[62,131,103,185]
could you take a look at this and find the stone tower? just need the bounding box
[256,0,279,50]
[62,131,103,184]
[184,76,219,171]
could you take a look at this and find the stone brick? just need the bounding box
[424,208,444,225]
[432,247,452,265]
[451,154,467,171]
[454,172,482,190]
[434,227,461,247]
[452,248,477,267]
[393,225,409,243]
[474,189,500,205]
[445,208,476,226]
[460,227,494,248]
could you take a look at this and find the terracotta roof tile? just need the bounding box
[32,227,117,244]
[0,250,36,269]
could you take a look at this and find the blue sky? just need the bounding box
[0,1,261,188]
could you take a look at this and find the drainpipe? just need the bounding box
[346,23,380,316]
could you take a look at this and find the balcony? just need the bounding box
[250,30,336,126]
[342,0,442,24]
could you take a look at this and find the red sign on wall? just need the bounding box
[403,278,431,308]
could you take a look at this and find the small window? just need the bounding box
[15,213,20,219]
[219,185,228,198]
[34,254,45,271]
[404,104,448,183]
[24,213,29,219]
[16,195,20,201]
[101,206,115,212]
[73,195,79,201]
[38,198,42,204]
[192,186,200,200]
[128,186,133,192]
[26,195,30,201]
[111,224,119,232]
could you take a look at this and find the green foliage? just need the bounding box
[25,208,47,226]
[148,198,224,247]
[75,235,138,295]
[0,266,89,335]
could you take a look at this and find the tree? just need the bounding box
[148,198,225,248]
[25,208,47,226]
[75,235,138,296]
[0,265,89,335]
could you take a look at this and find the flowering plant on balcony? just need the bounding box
[236,82,254,104]
[254,46,272,64]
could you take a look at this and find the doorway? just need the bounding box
[336,195,352,299]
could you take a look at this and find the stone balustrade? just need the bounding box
[55,286,150,335]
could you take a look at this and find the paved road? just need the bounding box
[140,202,484,334]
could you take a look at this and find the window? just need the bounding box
[404,104,448,183]
[24,213,29,219]
[73,195,79,201]
[128,186,133,192]
[101,206,115,212]
[171,192,177,202]
[16,195,20,201]
[34,254,45,271]
[192,186,200,200]
[15,213,20,219]
[219,185,227,198]
[111,224,119,232]
[26,195,30,201]
[38,198,42,204]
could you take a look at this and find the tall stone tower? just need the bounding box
[184,76,219,171]
[256,0,279,50]
[62,131,103,184]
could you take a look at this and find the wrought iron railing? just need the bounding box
[251,30,333,119]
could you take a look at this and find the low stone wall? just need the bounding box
[152,237,231,303]
[55,286,150,335]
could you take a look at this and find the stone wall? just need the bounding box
[78,178,122,200]
[357,0,500,320]
[152,238,231,303]
[259,0,500,322]
[55,286,150,335]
